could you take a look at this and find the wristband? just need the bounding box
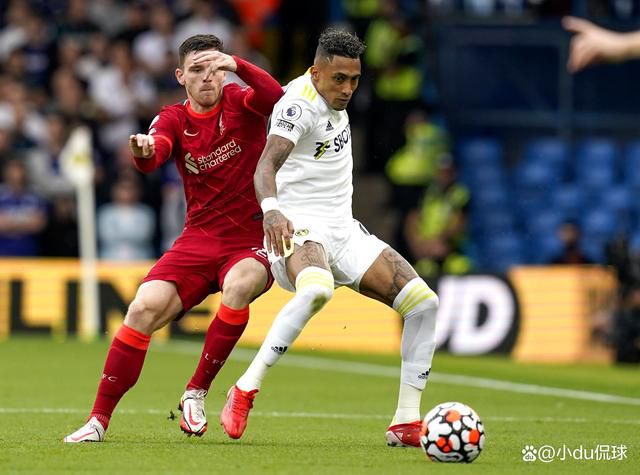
[260,197,280,213]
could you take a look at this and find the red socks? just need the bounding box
[90,325,151,429]
[87,304,248,429]
[187,303,249,391]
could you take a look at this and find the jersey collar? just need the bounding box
[186,100,222,119]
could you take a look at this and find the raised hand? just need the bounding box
[192,50,238,80]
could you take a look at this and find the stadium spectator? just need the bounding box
[605,237,640,363]
[48,68,98,126]
[40,194,79,258]
[73,31,111,81]
[159,163,186,252]
[56,0,100,47]
[25,112,76,199]
[63,34,283,443]
[228,0,279,48]
[364,2,426,172]
[98,139,155,207]
[113,2,150,44]
[220,28,439,450]
[0,80,46,149]
[133,4,177,75]
[19,11,55,89]
[275,0,329,80]
[0,127,16,158]
[340,0,379,39]
[97,176,155,261]
[403,155,471,277]
[88,39,157,153]
[0,158,47,256]
[549,220,593,265]
[85,0,129,37]
[385,110,450,257]
[173,0,235,50]
[224,27,272,87]
[0,0,32,61]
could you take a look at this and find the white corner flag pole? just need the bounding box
[60,126,99,341]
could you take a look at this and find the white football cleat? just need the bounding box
[63,417,105,443]
[178,389,208,436]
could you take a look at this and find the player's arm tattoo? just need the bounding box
[380,248,418,301]
[254,135,295,203]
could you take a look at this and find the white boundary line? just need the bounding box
[0,407,639,425]
[155,343,640,407]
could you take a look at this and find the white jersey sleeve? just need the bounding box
[269,98,316,146]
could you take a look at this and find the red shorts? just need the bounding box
[143,228,273,313]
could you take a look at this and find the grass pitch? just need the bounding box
[0,337,638,474]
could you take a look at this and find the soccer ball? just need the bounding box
[419,401,485,463]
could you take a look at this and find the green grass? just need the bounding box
[0,337,638,474]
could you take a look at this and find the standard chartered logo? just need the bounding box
[184,139,243,174]
[184,153,199,174]
[521,444,627,463]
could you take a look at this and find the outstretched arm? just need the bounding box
[254,134,295,257]
[563,16,640,72]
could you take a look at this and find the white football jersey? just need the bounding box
[269,71,353,225]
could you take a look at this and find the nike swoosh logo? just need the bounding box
[184,130,199,136]
[70,429,97,441]
[187,405,200,427]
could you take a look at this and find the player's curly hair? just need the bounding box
[315,27,366,60]
[178,34,224,67]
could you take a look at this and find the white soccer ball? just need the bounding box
[419,401,485,463]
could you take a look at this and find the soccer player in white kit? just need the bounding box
[220,28,439,448]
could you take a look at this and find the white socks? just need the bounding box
[391,277,439,425]
[235,270,438,428]
[236,267,334,392]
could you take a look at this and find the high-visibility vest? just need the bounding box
[385,123,450,186]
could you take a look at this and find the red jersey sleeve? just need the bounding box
[132,106,180,173]
[232,56,283,116]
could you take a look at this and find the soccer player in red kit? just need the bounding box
[63,34,283,443]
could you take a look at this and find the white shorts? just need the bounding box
[267,216,389,292]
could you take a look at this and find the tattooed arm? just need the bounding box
[254,135,295,257]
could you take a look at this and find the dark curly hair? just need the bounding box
[315,27,366,61]
[178,34,224,67]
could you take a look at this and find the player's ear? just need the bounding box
[175,68,185,86]
[310,65,319,81]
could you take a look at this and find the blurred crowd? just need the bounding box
[0,0,439,263]
[0,0,639,273]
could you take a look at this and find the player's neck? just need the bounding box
[310,77,332,110]
[187,98,222,116]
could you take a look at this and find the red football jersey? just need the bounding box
[133,57,283,236]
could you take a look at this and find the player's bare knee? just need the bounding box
[222,277,257,307]
[125,298,163,334]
